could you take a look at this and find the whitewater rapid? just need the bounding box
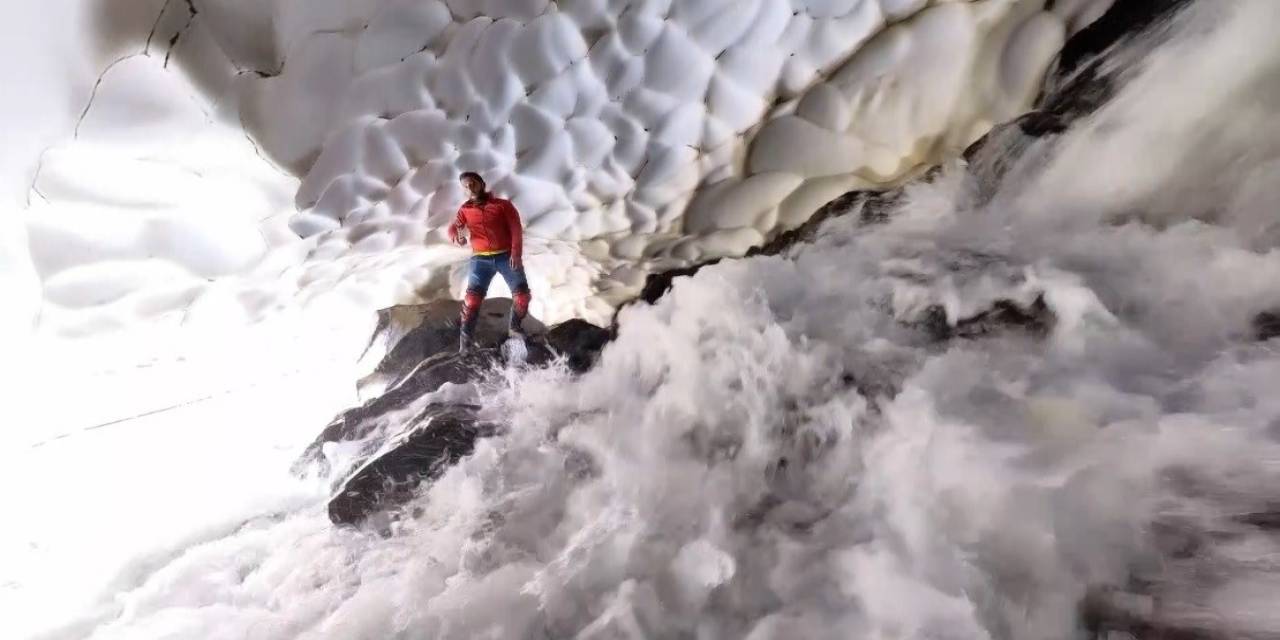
[9,1,1280,638]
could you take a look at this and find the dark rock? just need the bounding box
[295,346,512,473]
[298,329,569,472]
[357,298,546,399]
[961,113,1055,205]
[637,260,723,306]
[1253,311,1280,342]
[964,0,1196,193]
[1235,509,1280,530]
[1077,464,1280,640]
[1042,0,1194,122]
[1051,0,1195,81]
[632,186,913,312]
[1014,109,1072,138]
[840,370,900,411]
[298,300,612,526]
[1079,586,1222,640]
[327,403,500,527]
[745,185,912,258]
[915,295,1056,343]
[544,319,615,373]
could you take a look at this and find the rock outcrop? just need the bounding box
[1080,496,1280,640]
[355,298,548,400]
[964,0,1195,192]
[300,297,611,527]
[1253,310,1280,342]
[631,186,910,312]
[326,403,498,527]
[914,296,1055,343]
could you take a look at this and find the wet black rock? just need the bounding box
[632,185,913,311]
[637,260,721,306]
[1051,0,1195,84]
[1252,310,1280,342]
[745,185,914,258]
[327,403,499,527]
[357,298,546,399]
[543,319,614,373]
[296,345,523,472]
[299,300,611,526]
[964,0,1197,183]
[914,296,1056,343]
[1079,460,1280,640]
[1046,0,1194,124]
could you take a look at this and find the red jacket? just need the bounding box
[448,196,523,259]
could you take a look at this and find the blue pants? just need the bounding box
[466,252,529,297]
[461,252,531,335]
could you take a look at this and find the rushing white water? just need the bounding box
[9,1,1280,638]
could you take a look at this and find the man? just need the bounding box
[448,171,532,351]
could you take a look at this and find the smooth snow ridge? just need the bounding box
[12,0,1108,337]
[12,1,1280,639]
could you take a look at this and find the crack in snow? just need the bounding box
[26,148,53,207]
[143,0,177,55]
[235,67,281,79]
[163,0,199,69]
[73,54,143,140]
[234,101,295,189]
[30,184,50,206]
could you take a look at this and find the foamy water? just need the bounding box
[9,2,1280,638]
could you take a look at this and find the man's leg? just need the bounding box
[496,254,532,336]
[460,256,496,350]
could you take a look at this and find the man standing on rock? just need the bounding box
[448,171,531,351]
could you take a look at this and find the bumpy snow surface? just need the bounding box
[17,0,1280,639]
[6,0,1107,338]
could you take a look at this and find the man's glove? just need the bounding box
[510,255,522,271]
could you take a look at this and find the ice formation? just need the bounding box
[6,0,1112,339]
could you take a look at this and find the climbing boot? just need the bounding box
[508,309,527,338]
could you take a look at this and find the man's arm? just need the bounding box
[447,207,466,246]
[504,200,524,270]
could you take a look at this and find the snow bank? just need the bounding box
[2,0,300,340]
